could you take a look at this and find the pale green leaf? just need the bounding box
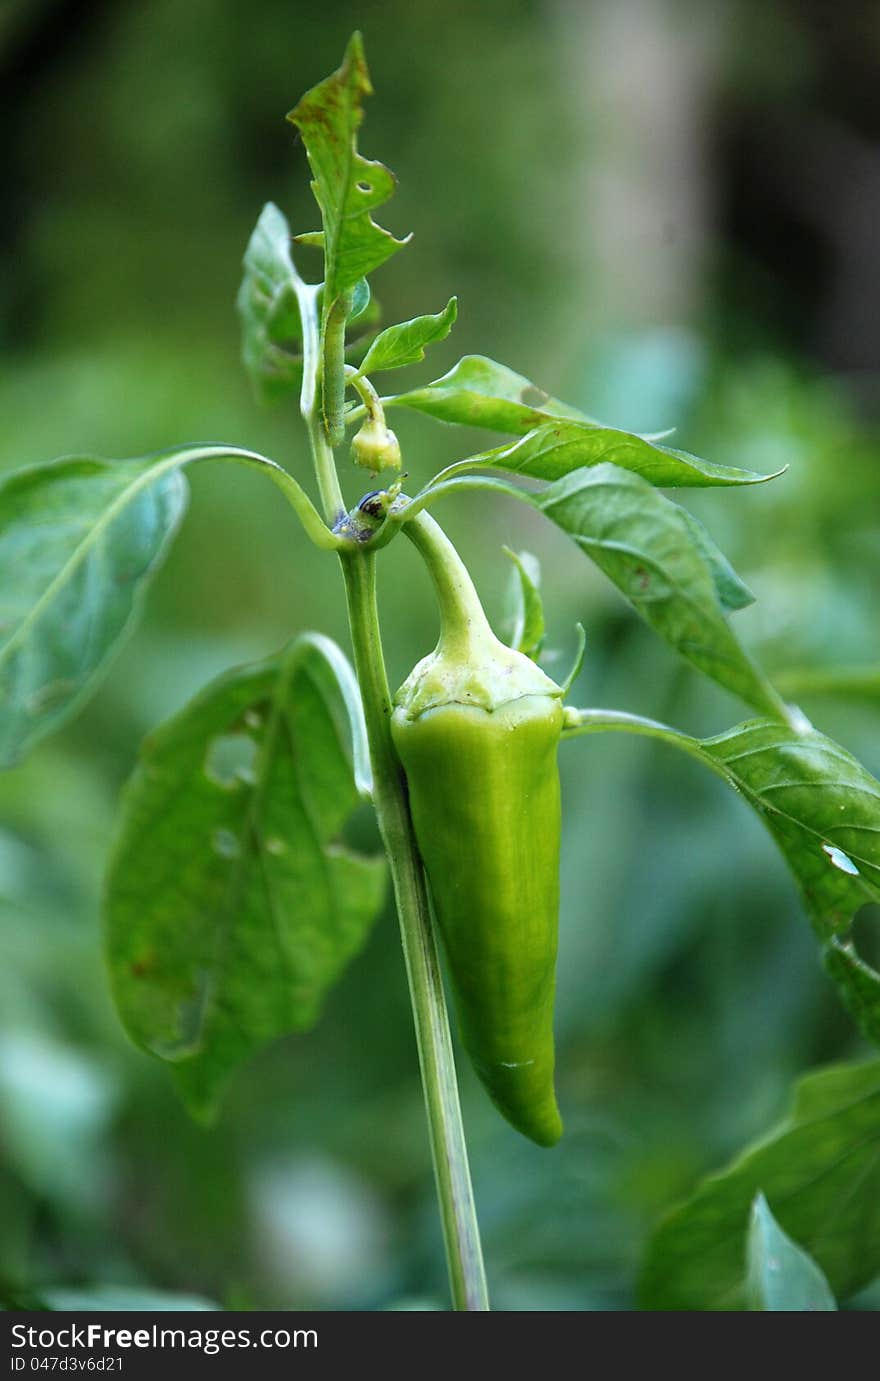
[294,230,325,249]
[384,354,595,433]
[538,464,783,716]
[0,446,332,768]
[502,547,545,660]
[287,33,407,304]
[356,297,457,376]
[640,1059,880,1310]
[0,455,186,767]
[746,1193,837,1311]
[236,201,305,404]
[349,275,373,324]
[104,635,386,1118]
[387,357,784,489]
[476,419,778,488]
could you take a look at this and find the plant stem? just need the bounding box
[300,268,487,1308]
[322,289,353,448]
[307,414,346,527]
[340,547,490,1312]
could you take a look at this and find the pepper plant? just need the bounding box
[3,35,880,1311]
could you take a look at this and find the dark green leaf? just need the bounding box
[0,455,186,767]
[746,1193,837,1311]
[477,419,777,488]
[679,509,755,612]
[700,719,880,942]
[502,547,545,660]
[287,33,407,304]
[639,1058,880,1310]
[357,297,457,376]
[824,939,880,1044]
[384,355,596,433]
[236,201,306,405]
[697,716,880,1054]
[564,708,880,1045]
[104,635,386,1118]
[539,464,782,715]
[707,720,880,1042]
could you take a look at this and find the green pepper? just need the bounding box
[391,512,564,1146]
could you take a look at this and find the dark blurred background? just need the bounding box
[1,0,878,1310]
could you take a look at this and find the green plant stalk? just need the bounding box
[339,547,490,1311]
[322,290,353,447]
[307,414,346,527]
[302,252,487,1307]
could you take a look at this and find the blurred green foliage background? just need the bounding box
[1,0,878,1310]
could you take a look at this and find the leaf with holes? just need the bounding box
[238,204,374,409]
[103,634,386,1118]
[639,1058,880,1310]
[287,32,407,305]
[537,464,782,716]
[746,1193,836,1311]
[0,455,186,767]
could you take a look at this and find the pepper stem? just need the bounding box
[403,511,497,661]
